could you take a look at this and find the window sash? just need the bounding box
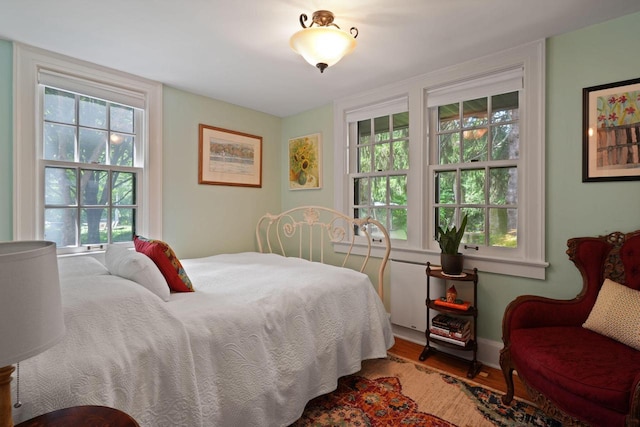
[347,105,409,241]
[428,88,521,256]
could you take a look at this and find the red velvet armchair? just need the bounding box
[500,230,640,427]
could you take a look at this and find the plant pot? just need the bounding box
[441,253,464,275]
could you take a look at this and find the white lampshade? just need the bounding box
[0,241,65,367]
[290,26,357,71]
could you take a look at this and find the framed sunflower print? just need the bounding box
[583,77,640,182]
[288,133,322,190]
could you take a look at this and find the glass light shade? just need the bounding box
[290,26,357,69]
[0,241,65,367]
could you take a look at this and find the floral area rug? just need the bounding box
[291,355,563,426]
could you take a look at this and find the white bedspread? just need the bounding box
[174,252,394,427]
[12,273,203,427]
[11,252,393,427]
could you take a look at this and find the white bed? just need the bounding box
[11,206,394,427]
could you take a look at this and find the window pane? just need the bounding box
[438,133,460,165]
[112,207,135,242]
[354,177,370,205]
[372,176,387,205]
[463,98,488,128]
[355,207,370,220]
[374,142,390,171]
[392,112,409,138]
[461,169,485,204]
[372,207,387,227]
[462,207,485,245]
[110,134,134,167]
[358,146,371,173]
[490,208,517,247]
[491,123,519,160]
[358,119,371,144]
[81,208,108,244]
[45,208,77,247]
[392,140,409,170]
[110,104,134,133]
[79,128,108,164]
[436,207,455,232]
[45,167,77,205]
[374,116,389,142]
[41,86,140,250]
[390,208,407,240]
[112,172,135,205]
[438,103,459,131]
[491,92,519,123]
[44,123,75,161]
[463,129,488,162]
[389,175,407,205]
[435,171,456,204]
[79,96,107,129]
[490,167,517,205]
[81,169,109,206]
[44,88,76,124]
[351,107,408,242]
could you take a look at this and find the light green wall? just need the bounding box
[162,86,281,258]
[281,105,387,294]
[281,104,334,208]
[281,12,640,341]
[0,40,12,241]
[1,13,639,341]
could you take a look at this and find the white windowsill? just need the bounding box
[334,242,548,280]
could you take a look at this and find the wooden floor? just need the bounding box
[388,337,530,401]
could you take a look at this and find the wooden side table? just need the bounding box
[15,406,140,427]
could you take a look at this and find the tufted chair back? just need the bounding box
[566,230,640,322]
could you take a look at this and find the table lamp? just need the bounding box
[0,241,65,427]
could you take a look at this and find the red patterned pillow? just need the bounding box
[133,235,194,292]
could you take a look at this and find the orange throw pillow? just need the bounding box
[133,235,194,293]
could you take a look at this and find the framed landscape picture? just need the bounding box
[288,133,322,190]
[583,77,640,182]
[198,124,262,187]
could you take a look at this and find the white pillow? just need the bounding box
[583,278,640,350]
[105,245,170,301]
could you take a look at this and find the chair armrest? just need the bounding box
[502,294,592,343]
[630,372,640,425]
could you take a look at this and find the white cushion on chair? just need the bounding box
[583,278,640,350]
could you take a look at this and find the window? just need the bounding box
[42,87,141,248]
[350,106,409,240]
[430,90,520,254]
[14,44,163,253]
[335,40,546,278]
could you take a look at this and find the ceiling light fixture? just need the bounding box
[290,10,358,73]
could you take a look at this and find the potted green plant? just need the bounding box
[436,214,468,275]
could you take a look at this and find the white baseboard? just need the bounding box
[391,324,502,370]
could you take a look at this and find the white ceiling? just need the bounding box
[2,0,640,117]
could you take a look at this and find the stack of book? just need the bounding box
[429,313,471,346]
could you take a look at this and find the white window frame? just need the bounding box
[13,43,163,252]
[334,40,547,279]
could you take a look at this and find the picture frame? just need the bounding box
[198,124,262,187]
[288,133,322,190]
[583,77,640,182]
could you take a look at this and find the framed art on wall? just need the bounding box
[198,124,262,187]
[288,133,322,190]
[583,77,640,182]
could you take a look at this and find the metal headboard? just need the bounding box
[255,206,390,299]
